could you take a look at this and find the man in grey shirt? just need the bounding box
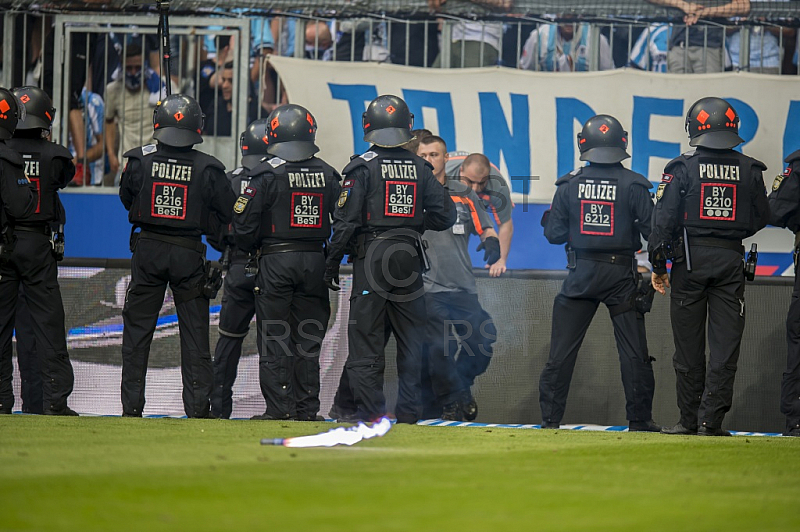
[419,136,501,421]
[446,152,514,277]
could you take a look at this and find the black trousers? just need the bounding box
[254,251,329,420]
[424,290,495,408]
[669,245,745,430]
[344,237,426,423]
[0,231,73,413]
[211,261,255,419]
[121,237,211,418]
[781,261,800,433]
[539,258,655,425]
[15,289,43,414]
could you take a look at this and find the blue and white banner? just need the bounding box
[270,57,800,273]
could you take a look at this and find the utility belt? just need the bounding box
[14,223,50,235]
[260,241,323,255]
[131,229,206,254]
[679,233,756,280]
[689,236,745,255]
[355,229,430,272]
[15,223,65,261]
[573,249,634,268]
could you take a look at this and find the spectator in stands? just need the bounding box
[70,87,105,186]
[389,18,440,67]
[646,0,751,73]
[304,21,334,60]
[105,43,174,182]
[197,35,233,116]
[430,0,513,68]
[629,23,672,72]
[726,21,794,74]
[203,61,262,137]
[519,21,614,71]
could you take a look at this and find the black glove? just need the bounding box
[324,263,341,291]
[476,236,501,265]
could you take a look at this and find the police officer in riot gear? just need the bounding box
[650,97,769,436]
[119,93,236,418]
[233,104,340,421]
[764,147,800,436]
[209,118,268,419]
[325,94,456,424]
[4,86,73,416]
[0,87,70,415]
[540,115,658,432]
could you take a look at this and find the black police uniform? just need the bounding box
[540,163,656,427]
[767,149,800,436]
[327,146,456,423]
[650,147,769,432]
[0,141,53,414]
[119,142,235,417]
[233,155,341,420]
[2,134,73,415]
[209,165,257,419]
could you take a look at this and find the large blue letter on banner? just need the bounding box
[328,84,378,155]
[403,90,457,153]
[556,98,595,178]
[631,96,682,179]
[479,93,531,194]
[784,101,800,162]
[726,98,757,152]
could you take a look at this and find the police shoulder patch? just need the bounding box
[784,166,793,176]
[342,178,355,188]
[661,173,673,183]
[772,174,785,192]
[655,182,667,200]
[337,189,350,208]
[360,151,378,161]
[267,156,286,168]
[244,186,256,197]
[233,196,250,214]
[141,144,157,156]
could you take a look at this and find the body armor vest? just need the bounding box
[125,144,222,234]
[250,156,336,242]
[342,146,427,231]
[6,138,71,224]
[676,150,758,233]
[564,165,649,252]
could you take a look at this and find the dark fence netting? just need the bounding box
[10,266,791,432]
[3,1,800,20]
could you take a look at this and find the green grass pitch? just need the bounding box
[1,416,798,532]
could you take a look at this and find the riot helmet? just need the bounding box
[240,118,270,167]
[265,104,320,162]
[0,87,25,140]
[577,115,629,164]
[362,94,414,148]
[685,97,743,150]
[12,86,56,131]
[152,94,204,147]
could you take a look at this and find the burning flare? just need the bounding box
[261,417,392,448]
